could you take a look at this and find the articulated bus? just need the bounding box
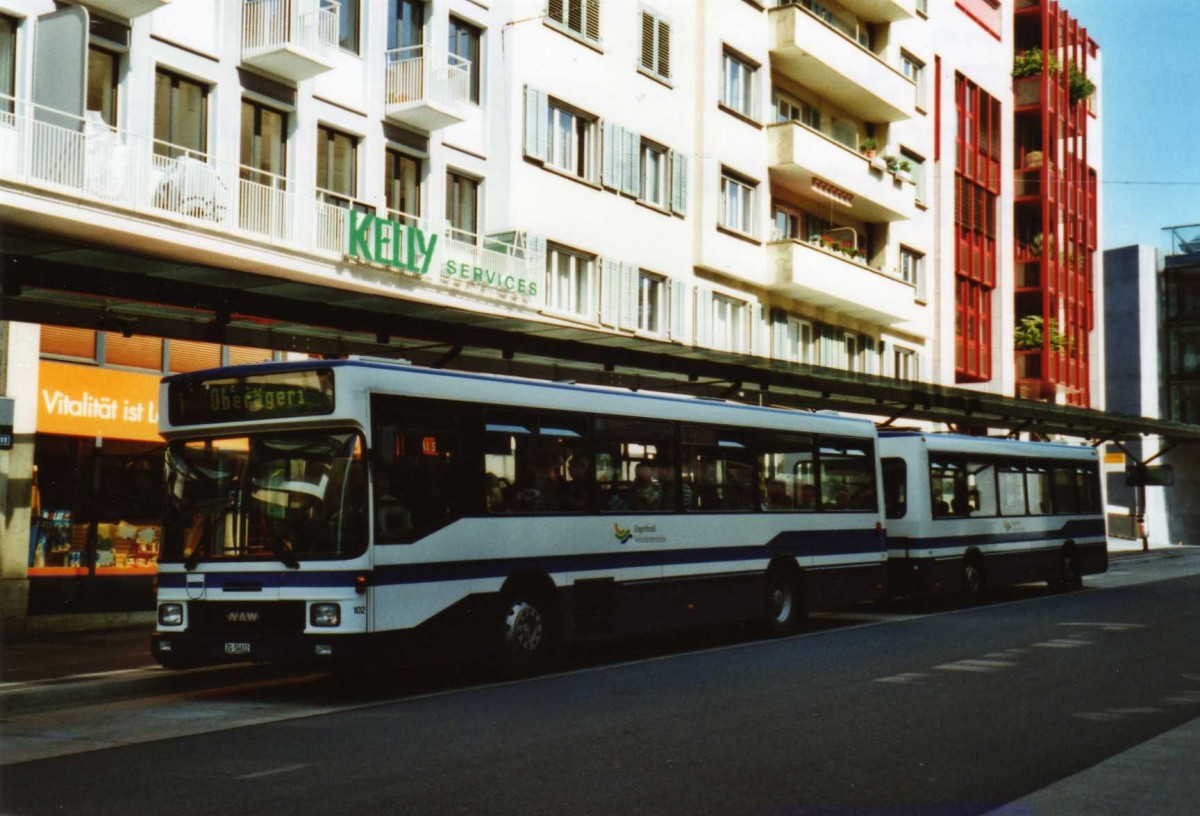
[151,359,888,669]
[878,431,1107,599]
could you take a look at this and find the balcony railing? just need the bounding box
[384,45,472,131]
[242,0,339,81]
[0,95,539,305]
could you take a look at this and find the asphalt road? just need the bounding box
[3,560,1199,815]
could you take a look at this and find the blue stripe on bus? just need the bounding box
[887,518,1106,553]
[158,529,884,590]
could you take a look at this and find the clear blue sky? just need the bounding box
[1065,0,1200,251]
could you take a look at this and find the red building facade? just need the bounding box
[1012,0,1098,405]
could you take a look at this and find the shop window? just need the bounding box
[227,346,273,366]
[104,332,164,371]
[167,339,221,373]
[41,326,97,361]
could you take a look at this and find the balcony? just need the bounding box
[835,0,916,22]
[241,0,338,82]
[767,240,917,325]
[769,3,913,123]
[84,0,170,17]
[384,46,472,131]
[0,96,543,306]
[768,123,914,223]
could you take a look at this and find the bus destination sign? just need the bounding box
[169,369,336,426]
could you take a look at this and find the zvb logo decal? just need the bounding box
[613,523,633,544]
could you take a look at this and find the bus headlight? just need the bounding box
[158,603,184,626]
[310,603,341,627]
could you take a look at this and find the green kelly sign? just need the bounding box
[346,211,538,297]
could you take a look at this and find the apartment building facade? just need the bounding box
[0,0,1102,628]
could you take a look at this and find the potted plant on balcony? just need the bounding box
[1067,61,1096,106]
[1013,48,1060,105]
[1024,149,1044,169]
[897,159,913,183]
[1015,315,1069,352]
[1029,232,1044,257]
[859,137,878,159]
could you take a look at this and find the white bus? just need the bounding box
[151,359,888,669]
[878,432,1107,599]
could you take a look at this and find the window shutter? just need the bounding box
[771,309,788,360]
[526,233,547,308]
[657,17,671,79]
[623,128,640,197]
[585,0,600,43]
[670,150,689,215]
[749,302,766,357]
[524,86,548,161]
[694,286,713,347]
[669,278,687,341]
[547,0,564,26]
[602,121,618,189]
[640,11,655,73]
[619,264,639,331]
[600,259,620,327]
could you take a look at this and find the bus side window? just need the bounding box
[372,402,460,541]
[881,458,906,519]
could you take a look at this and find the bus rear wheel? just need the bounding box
[764,565,803,635]
[1057,549,1083,591]
[961,556,984,601]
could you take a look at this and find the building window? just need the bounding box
[772,206,801,241]
[154,70,208,159]
[720,49,756,120]
[785,317,813,364]
[712,295,746,353]
[87,46,119,127]
[546,101,597,181]
[720,169,757,237]
[390,0,424,49]
[845,332,863,373]
[240,99,287,187]
[893,347,918,381]
[446,170,479,243]
[385,148,421,223]
[639,8,671,82]
[316,125,358,203]
[638,271,666,335]
[901,52,926,110]
[774,91,820,129]
[900,246,925,299]
[902,148,927,204]
[0,15,14,113]
[448,17,482,104]
[548,245,595,317]
[640,142,668,208]
[336,0,360,54]
[546,0,600,45]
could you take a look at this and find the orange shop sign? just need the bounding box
[38,360,162,442]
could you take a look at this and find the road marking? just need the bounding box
[934,661,999,673]
[1059,622,1149,632]
[874,672,928,685]
[1073,712,1124,722]
[236,763,309,780]
[1032,638,1092,649]
[1162,691,1200,706]
[1106,707,1164,715]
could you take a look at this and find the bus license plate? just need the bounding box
[224,642,251,656]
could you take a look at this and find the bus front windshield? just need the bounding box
[163,430,368,566]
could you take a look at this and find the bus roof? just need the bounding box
[878,430,1096,460]
[163,358,879,435]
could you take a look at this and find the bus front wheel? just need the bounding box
[499,589,557,669]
